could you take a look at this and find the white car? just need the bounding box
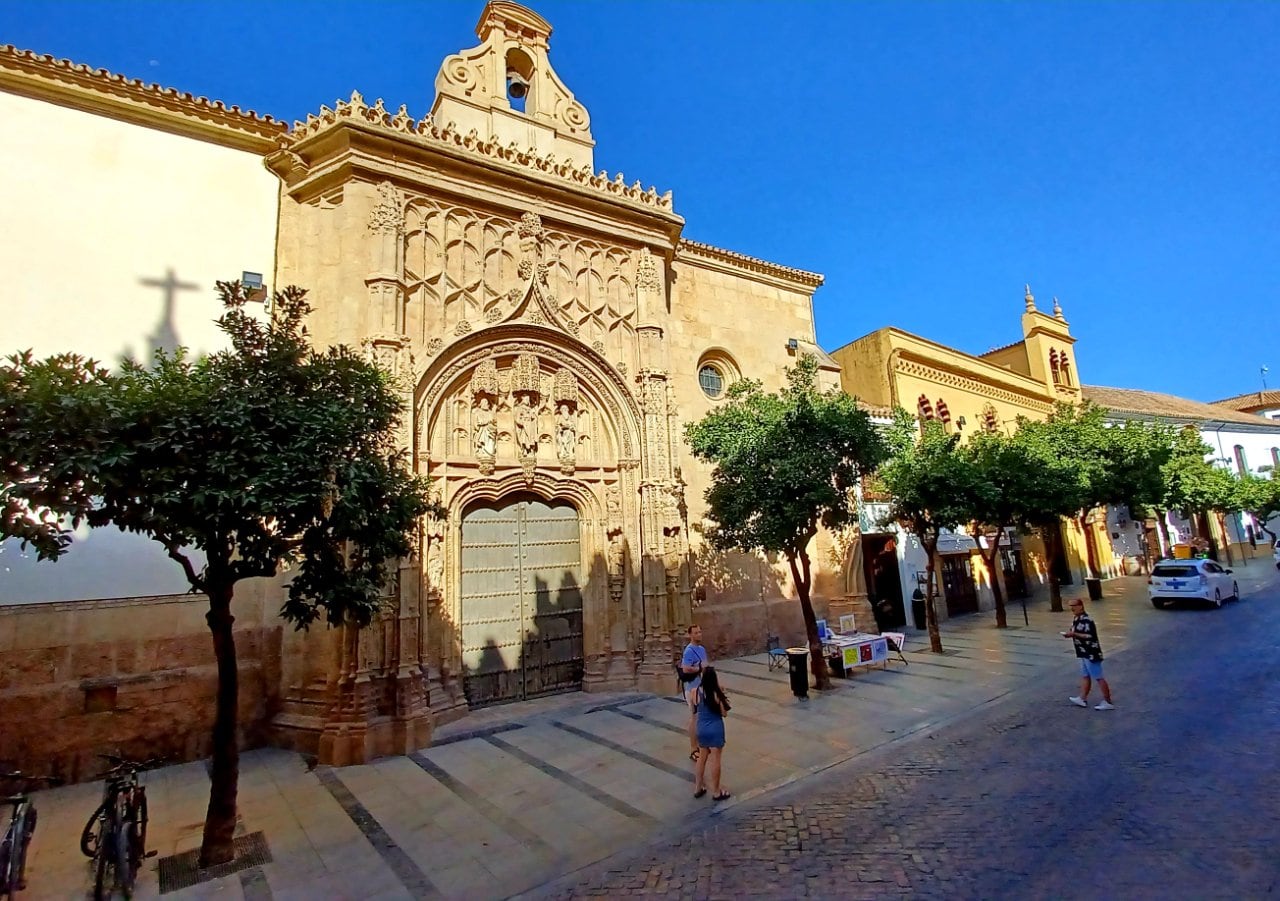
[1148,559,1239,609]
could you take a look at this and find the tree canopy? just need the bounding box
[877,417,990,651]
[0,283,433,865]
[684,355,888,689]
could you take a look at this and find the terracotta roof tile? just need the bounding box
[1210,389,1280,412]
[1083,385,1280,430]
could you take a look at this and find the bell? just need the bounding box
[507,69,529,100]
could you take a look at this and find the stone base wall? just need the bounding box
[692,594,836,661]
[0,592,281,783]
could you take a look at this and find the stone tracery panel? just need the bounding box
[544,231,639,371]
[403,201,521,339]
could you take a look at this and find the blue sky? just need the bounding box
[4,0,1277,402]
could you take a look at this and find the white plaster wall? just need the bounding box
[0,92,278,603]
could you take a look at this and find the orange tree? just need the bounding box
[877,416,991,653]
[684,355,887,691]
[0,283,433,866]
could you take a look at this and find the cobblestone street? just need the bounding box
[535,575,1280,899]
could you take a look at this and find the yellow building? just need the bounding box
[831,287,1115,622]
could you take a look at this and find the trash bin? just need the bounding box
[1085,577,1103,601]
[786,647,810,699]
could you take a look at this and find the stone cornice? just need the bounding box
[278,91,677,218]
[0,44,286,153]
[675,239,825,292]
[893,347,1055,414]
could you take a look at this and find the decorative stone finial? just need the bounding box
[1052,296,1064,321]
[1024,284,1036,312]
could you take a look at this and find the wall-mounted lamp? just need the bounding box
[786,338,799,351]
[956,416,967,430]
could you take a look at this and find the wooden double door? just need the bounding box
[940,554,979,617]
[459,497,585,708]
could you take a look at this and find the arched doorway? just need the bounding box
[459,495,585,707]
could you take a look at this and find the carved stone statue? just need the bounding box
[607,529,625,603]
[426,533,444,600]
[515,395,539,456]
[473,396,496,458]
[555,403,576,460]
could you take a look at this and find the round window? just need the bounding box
[698,364,724,398]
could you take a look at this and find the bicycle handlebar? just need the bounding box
[0,772,62,786]
[97,755,167,777]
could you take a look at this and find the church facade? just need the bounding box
[1,2,841,772]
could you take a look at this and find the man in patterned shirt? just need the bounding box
[1061,599,1115,710]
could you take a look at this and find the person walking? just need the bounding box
[680,624,710,760]
[692,666,731,801]
[1061,598,1115,710]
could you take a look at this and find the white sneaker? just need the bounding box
[1068,696,1087,708]
[1094,701,1116,711]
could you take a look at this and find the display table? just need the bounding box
[822,633,889,676]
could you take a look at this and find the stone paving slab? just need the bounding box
[15,567,1277,900]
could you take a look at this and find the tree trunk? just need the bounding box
[984,529,1007,629]
[1215,512,1235,565]
[1078,510,1101,579]
[199,582,239,868]
[788,550,830,692]
[1043,525,1064,613]
[1155,511,1172,555]
[923,539,944,654]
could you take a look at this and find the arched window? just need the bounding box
[1272,447,1279,471]
[1058,352,1072,386]
[1049,349,1061,384]
[1234,445,1249,475]
[917,394,935,421]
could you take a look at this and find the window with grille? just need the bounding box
[699,365,724,398]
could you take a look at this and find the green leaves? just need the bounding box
[684,354,888,560]
[0,282,435,626]
[878,419,988,538]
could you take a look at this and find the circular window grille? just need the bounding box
[698,365,724,398]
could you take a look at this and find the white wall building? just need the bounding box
[0,48,282,603]
[1084,385,1280,560]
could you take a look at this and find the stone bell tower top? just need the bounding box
[431,1,595,168]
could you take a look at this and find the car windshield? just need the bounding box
[1152,565,1198,577]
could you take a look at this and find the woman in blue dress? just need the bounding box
[693,666,731,801]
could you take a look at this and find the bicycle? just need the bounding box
[0,771,60,899]
[79,755,161,901]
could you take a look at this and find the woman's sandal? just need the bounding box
[712,790,731,801]
[693,787,707,799]
[689,750,699,761]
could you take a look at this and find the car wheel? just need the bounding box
[1151,598,1165,609]
[1213,588,1222,608]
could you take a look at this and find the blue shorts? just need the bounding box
[1079,658,1104,679]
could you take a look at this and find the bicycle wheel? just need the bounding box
[16,806,35,891]
[92,836,109,901]
[0,835,13,900]
[116,821,137,898]
[80,803,106,858]
[135,791,148,861]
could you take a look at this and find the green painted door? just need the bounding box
[460,497,584,707]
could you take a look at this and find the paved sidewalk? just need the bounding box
[18,566,1278,900]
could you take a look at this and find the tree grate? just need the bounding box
[157,831,272,894]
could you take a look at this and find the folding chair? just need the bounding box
[767,635,789,672]
[881,632,909,666]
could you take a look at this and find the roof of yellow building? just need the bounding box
[1083,385,1280,430]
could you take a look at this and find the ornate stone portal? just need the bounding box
[268,1,695,764]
